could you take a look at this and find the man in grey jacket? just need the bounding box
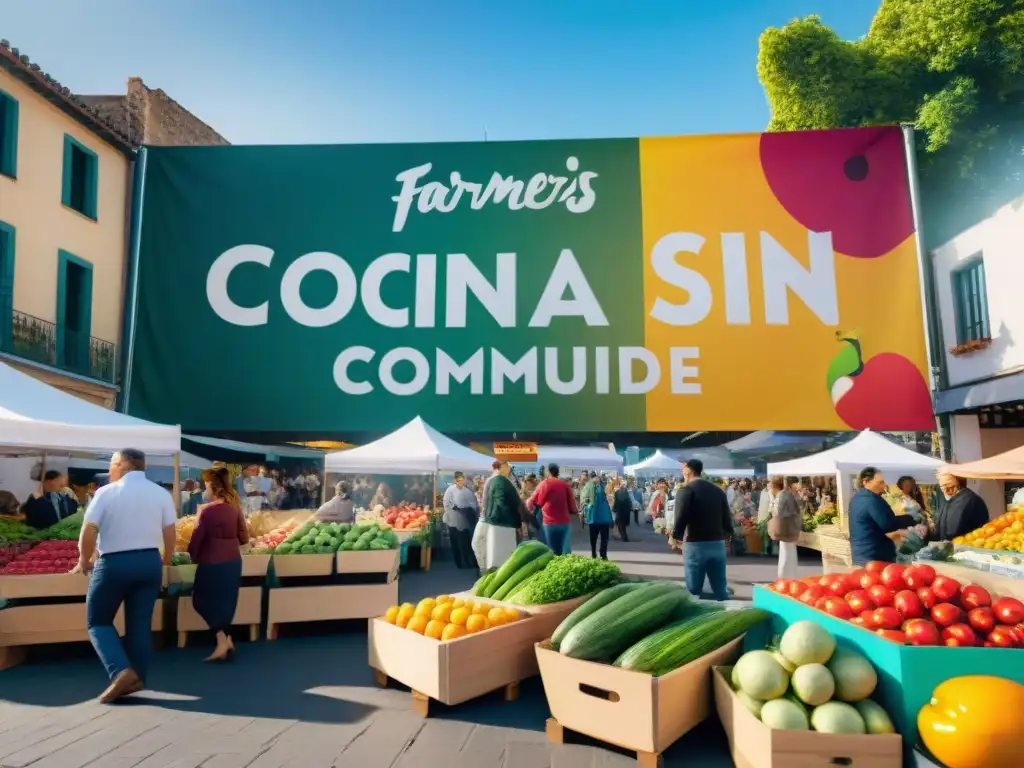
[443,472,479,569]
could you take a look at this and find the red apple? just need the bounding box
[917,587,938,610]
[967,607,995,635]
[865,561,888,575]
[846,590,875,615]
[931,576,962,603]
[942,623,979,647]
[905,620,941,646]
[880,564,908,591]
[988,626,1018,648]
[931,603,964,627]
[832,351,934,431]
[758,125,914,259]
[959,585,991,610]
[893,590,923,620]
[873,606,903,629]
[993,597,1024,626]
[868,584,894,607]
[824,597,854,620]
[904,564,936,589]
[876,629,907,644]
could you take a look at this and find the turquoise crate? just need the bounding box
[750,586,1024,758]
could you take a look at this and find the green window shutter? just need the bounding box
[0,90,18,178]
[61,135,73,208]
[85,151,98,219]
[0,221,14,348]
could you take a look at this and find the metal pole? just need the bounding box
[900,124,950,459]
[172,452,181,518]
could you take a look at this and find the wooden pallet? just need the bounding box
[545,717,662,767]
[372,667,518,718]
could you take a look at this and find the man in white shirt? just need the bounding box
[76,449,176,703]
[305,470,322,507]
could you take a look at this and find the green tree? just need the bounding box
[758,0,1024,245]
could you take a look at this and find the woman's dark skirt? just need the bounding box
[193,559,242,633]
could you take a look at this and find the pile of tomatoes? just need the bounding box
[768,561,1024,648]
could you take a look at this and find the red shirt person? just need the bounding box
[527,463,578,555]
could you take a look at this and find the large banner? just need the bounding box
[128,126,932,433]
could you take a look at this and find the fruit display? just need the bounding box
[768,562,1024,647]
[917,675,1024,768]
[0,541,80,574]
[375,503,432,531]
[383,593,524,640]
[248,522,300,553]
[954,502,1024,554]
[729,621,897,734]
[275,521,397,554]
[175,516,197,551]
[472,542,622,605]
[551,580,768,675]
[246,510,307,538]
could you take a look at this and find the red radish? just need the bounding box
[931,603,964,627]
[967,607,996,634]
[868,584,894,607]
[942,623,979,646]
[873,606,903,629]
[905,619,941,646]
[931,576,961,603]
[880,564,907,591]
[993,597,1024,626]
[904,563,936,589]
[959,584,992,610]
[893,590,923,619]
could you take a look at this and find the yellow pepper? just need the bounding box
[918,675,1024,768]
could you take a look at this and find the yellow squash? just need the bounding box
[918,675,1024,768]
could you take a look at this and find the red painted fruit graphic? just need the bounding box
[826,331,933,430]
[759,126,914,259]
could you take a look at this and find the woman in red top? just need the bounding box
[188,467,248,662]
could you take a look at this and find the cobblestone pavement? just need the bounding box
[0,525,821,767]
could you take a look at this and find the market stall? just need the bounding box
[535,445,624,473]
[768,430,943,570]
[624,450,682,476]
[0,360,181,669]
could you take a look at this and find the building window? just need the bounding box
[951,256,990,344]
[56,249,94,373]
[0,89,18,178]
[0,220,14,348]
[61,135,98,219]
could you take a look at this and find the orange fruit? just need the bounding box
[466,614,489,633]
[503,607,522,623]
[472,602,490,615]
[384,605,400,624]
[406,615,429,634]
[424,619,445,640]
[441,623,467,641]
[435,594,452,603]
[396,604,415,628]
[451,598,466,608]
[487,607,508,626]
[415,598,437,616]
[449,607,470,626]
[431,602,453,622]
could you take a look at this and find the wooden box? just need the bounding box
[176,586,262,645]
[0,573,90,599]
[335,548,400,576]
[0,600,164,646]
[535,636,743,757]
[271,553,334,577]
[241,554,271,578]
[267,581,398,639]
[713,668,902,768]
[368,610,548,706]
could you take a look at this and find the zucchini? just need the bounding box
[506,571,542,603]
[482,541,550,598]
[492,551,554,601]
[473,569,497,596]
[615,607,769,676]
[559,583,691,661]
[550,582,646,650]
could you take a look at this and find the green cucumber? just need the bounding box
[550,582,647,650]
[482,541,550,598]
[492,552,554,601]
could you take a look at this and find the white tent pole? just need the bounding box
[39,452,47,497]
[172,452,181,518]
[836,469,847,534]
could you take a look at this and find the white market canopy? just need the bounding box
[324,417,495,475]
[536,445,624,472]
[0,359,181,454]
[625,450,682,475]
[767,429,943,483]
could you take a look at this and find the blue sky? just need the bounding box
[4,0,880,145]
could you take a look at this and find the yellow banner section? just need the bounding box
[493,442,539,462]
[638,130,929,431]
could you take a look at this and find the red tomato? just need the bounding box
[859,572,881,590]
[818,575,833,587]
[893,590,924,620]
[917,587,938,610]
[847,568,867,582]
[931,576,962,603]
[786,581,808,598]
[846,590,875,614]
[1011,624,1024,645]
[826,577,851,598]
[851,615,868,627]
[993,597,1024,626]
[987,626,1018,648]
[815,596,829,610]
[865,560,888,574]
[800,585,825,604]
[876,629,906,643]
[873,606,903,629]
[941,623,979,647]
[860,609,879,628]
[904,563,936,589]
[959,584,992,610]
[868,584,894,607]
[966,607,995,634]
[824,597,854,620]
[931,603,964,628]
[904,619,941,646]
[880,564,908,591]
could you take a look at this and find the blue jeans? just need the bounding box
[683,540,729,601]
[544,523,571,555]
[534,511,547,544]
[87,549,163,682]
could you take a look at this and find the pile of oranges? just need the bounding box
[383,594,522,641]
[954,504,1024,553]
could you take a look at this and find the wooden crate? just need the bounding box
[535,637,743,765]
[369,609,551,716]
[0,573,90,599]
[176,585,263,647]
[266,581,398,640]
[241,554,271,578]
[271,553,334,577]
[335,548,399,576]
[713,667,901,768]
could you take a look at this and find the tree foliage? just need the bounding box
[758,0,1024,245]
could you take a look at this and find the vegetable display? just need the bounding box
[954,503,1024,554]
[40,510,85,541]
[361,503,432,531]
[769,562,1024,647]
[0,518,42,544]
[0,541,80,574]
[275,521,397,554]
[382,593,523,640]
[729,621,897,735]
[0,541,35,567]
[247,522,299,553]
[917,675,1024,768]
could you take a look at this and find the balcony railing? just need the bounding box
[1,310,116,384]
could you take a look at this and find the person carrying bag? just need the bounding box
[769,477,802,578]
